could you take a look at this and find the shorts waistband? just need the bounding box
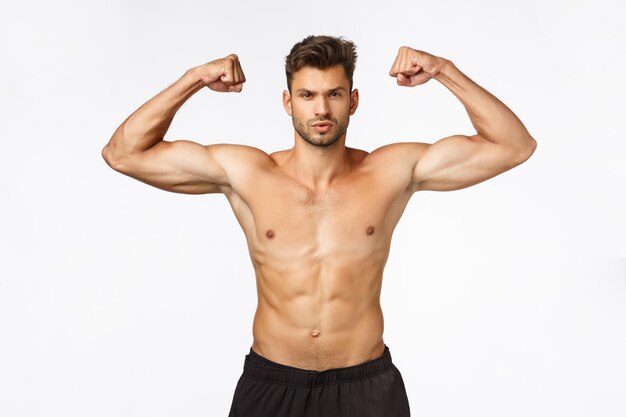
[242,344,394,387]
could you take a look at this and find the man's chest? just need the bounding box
[224,170,412,259]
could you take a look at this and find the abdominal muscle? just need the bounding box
[250,261,386,371]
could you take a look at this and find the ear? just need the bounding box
[349,88,359,115]
[282,90,292,116]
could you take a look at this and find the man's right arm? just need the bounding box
[101,54,251,194]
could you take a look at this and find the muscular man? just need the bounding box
[102,35,536,417]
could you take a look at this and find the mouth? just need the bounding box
[313,123,332,133]
[311,122,332,133]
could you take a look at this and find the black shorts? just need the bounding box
[227,344,411,417]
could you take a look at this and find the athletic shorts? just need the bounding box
[227,344,411,417]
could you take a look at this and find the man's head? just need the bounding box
[285,35,357,94]
[283,35,359,148]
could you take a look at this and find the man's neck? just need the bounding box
[285,135,353,190]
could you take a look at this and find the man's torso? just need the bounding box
[221,145,416,370]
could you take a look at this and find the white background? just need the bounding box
[1,0,625,416]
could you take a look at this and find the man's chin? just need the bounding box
[316,138,340,147]
[303,137,338,148]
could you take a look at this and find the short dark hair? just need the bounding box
[285,35,357,93]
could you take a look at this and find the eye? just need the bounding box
[301,92,311,98]
[330,92,341,97]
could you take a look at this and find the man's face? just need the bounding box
[283,65,359,148]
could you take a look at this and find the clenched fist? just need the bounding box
[195,54,246,93]
[389,47,447,87]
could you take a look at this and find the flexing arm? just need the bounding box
[101,54,250,194]
[387,47,537,192]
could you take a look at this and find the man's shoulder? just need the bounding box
[362,142,428,167]
[368,142,428,157]
[346,146,369,165]
[268,148,289,159]
[209,143,274,166]
[212,143,270,156]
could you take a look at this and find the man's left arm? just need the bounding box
[389,46,537,192]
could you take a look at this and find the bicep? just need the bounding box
[412,134,523,192]
[111,140,230,194]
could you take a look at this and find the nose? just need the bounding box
[314,96,330,117]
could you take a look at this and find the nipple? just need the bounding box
[266,229,275,239]
[311,329,320,337]
[366,226,375,235]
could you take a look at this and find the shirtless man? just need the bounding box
[102,35,536,417]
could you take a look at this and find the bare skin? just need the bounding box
[102,48,536,371]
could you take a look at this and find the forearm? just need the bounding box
[104,67,205,159]
[434,60,536,151]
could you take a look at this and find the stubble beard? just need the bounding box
[292,115,349,148]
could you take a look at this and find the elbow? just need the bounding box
[101,143,125,172]
[101,144,115,168]
[101,144,110,163]
[525,136,538,159]
[514,136,537,165]
[102,129,134,171]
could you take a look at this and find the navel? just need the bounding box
[265,229,275,239]
[366,226,375,236]
[311,329,320,337]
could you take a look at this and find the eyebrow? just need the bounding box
[295,86,347,94]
